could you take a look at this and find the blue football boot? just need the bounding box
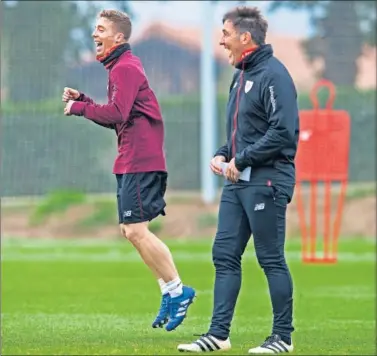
[152,293,170,328]
[165,286,196,331]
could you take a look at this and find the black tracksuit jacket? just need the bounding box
[215,44,300,189]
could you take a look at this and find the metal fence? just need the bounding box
[1,1,376,198]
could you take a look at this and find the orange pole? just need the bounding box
[323,180,331,260]
[332,180,347,262]
[310,181,317,260]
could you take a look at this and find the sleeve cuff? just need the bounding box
[214,153,227,160]
[235,153,246,171]
[70,101,86,116]
[214,150,228,161]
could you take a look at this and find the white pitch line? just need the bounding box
[2,237,375,248]
[195,288,375,301]
[2,313,374,330]
[1,250,375,263]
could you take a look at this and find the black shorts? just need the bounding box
[116,171,167,224]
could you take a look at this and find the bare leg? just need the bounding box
[121,222,181,293]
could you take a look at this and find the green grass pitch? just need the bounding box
[1,237,375,355]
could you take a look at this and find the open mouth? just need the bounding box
[225,48,234,63]
[224,48,232,58]
[95,41,103,52]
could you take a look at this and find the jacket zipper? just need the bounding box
[231,63,245,157]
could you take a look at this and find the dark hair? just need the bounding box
[98,9,132,41]
[222,6,268,45]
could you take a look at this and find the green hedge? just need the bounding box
[1,88,375,196]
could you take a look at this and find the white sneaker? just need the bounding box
[178,334,231,352]
[248,335,293,354]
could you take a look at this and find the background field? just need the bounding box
[1,237,376,355]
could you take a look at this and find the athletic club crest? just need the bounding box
[245,80,253,93]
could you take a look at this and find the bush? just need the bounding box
[75,201,117,229]
[149,217,163,235]
[29,189,86,225]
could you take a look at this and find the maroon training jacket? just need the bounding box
[70,50,167,174]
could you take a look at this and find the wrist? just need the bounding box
[70,101,85,116]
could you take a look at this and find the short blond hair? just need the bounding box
[98,9,132,41]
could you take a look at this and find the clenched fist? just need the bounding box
[64,100,75,116]
[62,87,80,103]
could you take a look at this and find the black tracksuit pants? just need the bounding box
[208,184,294,341]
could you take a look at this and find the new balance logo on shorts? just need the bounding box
[123,210,132,218]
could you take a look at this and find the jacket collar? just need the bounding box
[97,42,131,70]
[235,44,273,70]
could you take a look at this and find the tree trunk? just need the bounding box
[320,1,363,86]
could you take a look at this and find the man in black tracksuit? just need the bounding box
[177,6,299,355]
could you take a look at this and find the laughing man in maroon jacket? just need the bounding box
[62,9,195,332]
